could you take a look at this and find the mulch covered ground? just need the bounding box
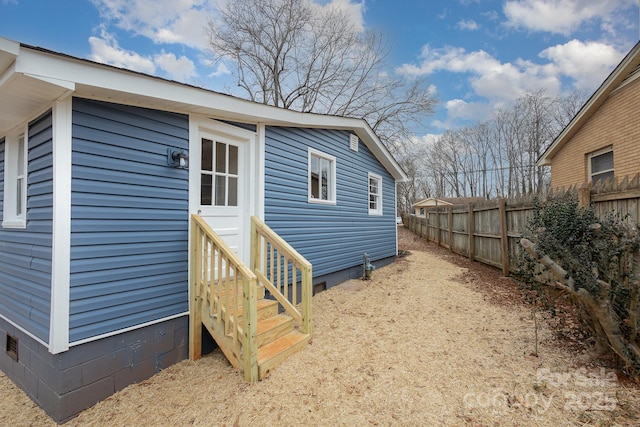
[2,225,639,426]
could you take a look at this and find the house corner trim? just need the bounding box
[49,96,72,354]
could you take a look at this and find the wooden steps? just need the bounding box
[203,296,310,379]
[190,214,312,382]
[257,330,311,379]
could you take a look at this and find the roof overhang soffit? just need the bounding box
[0,45,75,134]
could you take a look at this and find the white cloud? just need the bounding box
[154,51,197,81]
[398,37,630,131]
[89,31,156,74]
[456,19,479,31]
[503,0,636,35]
[92,0,214,49]
[539,39,626,90]
[209,62,231,77]
[396,45,562,104]
[407,133,441,152]
[89,31,199,82]
[313,0,366,31]
[396,45,499,77]
[398,41,627,107]
[431,99,495,129]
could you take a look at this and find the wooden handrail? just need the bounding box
[189,214,258,382]
[250,216,312,335]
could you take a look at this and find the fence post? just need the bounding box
[436,207,441,247]
[578,183,591,208]
[499,198,510,277]
[467,203,474,262]
[448,207,453,252]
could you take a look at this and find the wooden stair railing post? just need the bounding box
[250,218,259,278]
[189,216,203,361]
[301,263,313,335]
[243,274,258,382]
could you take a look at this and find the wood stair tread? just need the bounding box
[256,313,292,333]
[236,298,278,316]
[222,298,277,318]
[257,331,311,379]
[236,313,293,337]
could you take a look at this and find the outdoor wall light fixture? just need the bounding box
[168,148,189,169]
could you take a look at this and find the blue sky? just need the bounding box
[1,0,638,140]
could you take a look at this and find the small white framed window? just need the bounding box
[308,148,336,205]
[588,147,614,184]
[2,126,28,229]
[368,172,382,215]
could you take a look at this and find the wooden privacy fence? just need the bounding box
[403,173,640,277]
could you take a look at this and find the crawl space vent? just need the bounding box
[349,134,359,152]
[6,334,18,362]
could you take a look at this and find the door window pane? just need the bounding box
[228,177,238,206]
[215,175,226,206]
[229,145,238,175]
[201,139,213,171]
[216,142,226,173]
[201,174,212,205]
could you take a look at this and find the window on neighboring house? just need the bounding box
[308,148,336,204]
[2,127,28,228]
[368,173,382,215]
[419,207,425,215]
[589,148,614,184]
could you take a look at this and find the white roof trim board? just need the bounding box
[538,41,640,166]
[0,37,407,181]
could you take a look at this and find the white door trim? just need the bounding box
[188,117,258,264]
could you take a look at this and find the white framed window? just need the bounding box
[588,147,614,184]
[308,148,336,204]
[2,126,28,229]
[368,172,382,215]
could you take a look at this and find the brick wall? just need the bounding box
[550,76,640,188]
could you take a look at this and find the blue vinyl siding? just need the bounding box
[69,98,189,342]
[0,112,53,342]
[264,127,397,278]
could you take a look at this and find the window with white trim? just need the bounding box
[2,127,28,228]
[308,148,336,204]
[368,172,382,215]
[588,147,614,184]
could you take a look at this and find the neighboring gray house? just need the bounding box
[0,37,406,422]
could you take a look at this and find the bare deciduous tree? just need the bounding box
[413,89,589,200]
[206,0,437,148]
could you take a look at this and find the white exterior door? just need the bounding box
[191,120,257,265]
